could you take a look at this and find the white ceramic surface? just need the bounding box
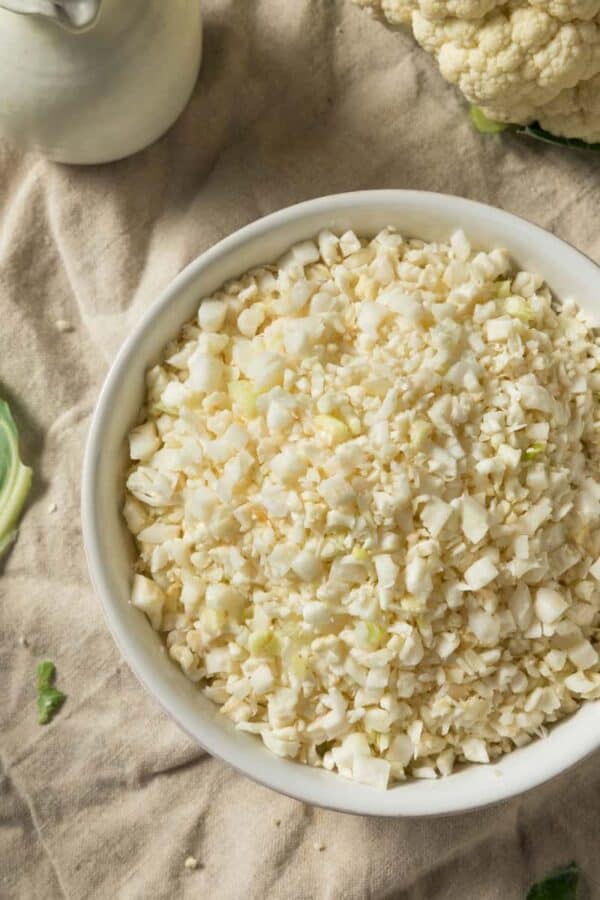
[1,1,100,31]
[0,0,203,164]
[82,190,600,817]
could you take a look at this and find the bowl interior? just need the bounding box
[82,191,600,816]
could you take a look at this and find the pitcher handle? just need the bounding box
[0,0,101,30]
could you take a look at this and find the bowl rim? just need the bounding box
[82,189,600,817]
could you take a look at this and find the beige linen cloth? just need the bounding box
[2,2,600,898]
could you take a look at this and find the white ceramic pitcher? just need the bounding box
[0,0,203,164]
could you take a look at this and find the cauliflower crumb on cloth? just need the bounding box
[354,0,600,142]
[124,228,600,790]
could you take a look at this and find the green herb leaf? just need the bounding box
[469,106,510,134]
[37,660,55,690]
[527,863,579,900]
[0,399,32,557]
[36,660,66,725]
[38,687,66,725]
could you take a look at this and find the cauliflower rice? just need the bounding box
[124,227,600,790]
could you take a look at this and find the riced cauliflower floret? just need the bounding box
[206,583,246,613]
[352,755,391,790]
[468,608,500,646]
[251,664,275,694]
[125,227,600,789]
[534,587,568,624]
[405,556,434,601]
[131,574,165,631]
[261,730,300,759]
[269,449,307,483]
[198,299,227,333]
[188,350,225,394]
[237,306,265,339]
[398,628,424,666]
[421,497,453,537]
[464,557,498,590]
[291,550,323,582]
[461,495,489,544]
[128,422,160,461]
[462,738,489,765]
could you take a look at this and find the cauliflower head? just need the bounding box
[354,0,600,141]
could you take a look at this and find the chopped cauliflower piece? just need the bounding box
[131,574,164,631]
[464,558,498,590]
[461,495,489,544]
[352,755,391,790]
[468,609,500,647]
[314,415,352,446]
[421,497,453,537]
[188,351,225,393]
[198,299,227,332]
[128,422,160,461]
[534,588,568,625]
[462,738,489,765]
[251,664,275,694]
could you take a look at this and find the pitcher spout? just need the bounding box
[0,0,101,30]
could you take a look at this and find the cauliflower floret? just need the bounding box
[353,0,414,25]
[537,70,600,141]
[418,1,506,20]
[533,1,600,21]
[359,0,504,25]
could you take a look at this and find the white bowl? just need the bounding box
[82,190,600,817]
